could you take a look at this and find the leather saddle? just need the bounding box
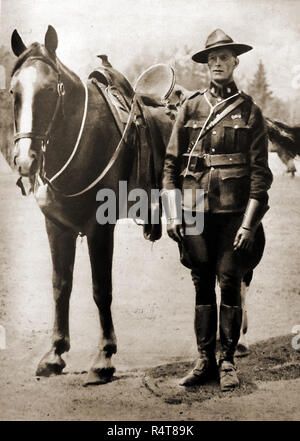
[89,56,175,121]
[88,56,175,242]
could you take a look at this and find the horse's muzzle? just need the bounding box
[14,140,39,177]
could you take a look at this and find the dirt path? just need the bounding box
[0,153,299,421]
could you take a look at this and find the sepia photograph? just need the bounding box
[0,0,299,424]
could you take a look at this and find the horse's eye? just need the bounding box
[9,89,13,95]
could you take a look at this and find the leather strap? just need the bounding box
[192,95,245,154]
[182,152,247,170]
[14,132,46,143]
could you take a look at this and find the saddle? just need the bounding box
[88,56,134,124]
[89,56,175,242]
[88,57,175,122]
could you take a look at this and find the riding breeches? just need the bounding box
[178,212,265,307]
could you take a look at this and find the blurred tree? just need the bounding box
[246,59,293,129]
[247,59,273,112]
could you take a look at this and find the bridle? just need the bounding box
[13,56,66,154]
[13,55,89,196]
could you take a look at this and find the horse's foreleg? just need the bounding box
[236,280,249,357]
[85,224,116,385]
[36,219,77,376]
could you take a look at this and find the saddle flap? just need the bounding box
[134,64,175,101]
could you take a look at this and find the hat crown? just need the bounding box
[192,29,252,63]
[205,29,234,49]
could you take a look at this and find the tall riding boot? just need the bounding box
[179,304,218,386]
[219,303,242,391]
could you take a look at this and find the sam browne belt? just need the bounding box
[182,152,247,172]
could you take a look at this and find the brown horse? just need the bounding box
[10,25,172,384]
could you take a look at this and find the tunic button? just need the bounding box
[217,98,222,102]
[212,130,216,135]
[193,123,197,128]
[211,167,215,170]
[234,124,239,129]
[211,148,215,152]
[229,157,232,161]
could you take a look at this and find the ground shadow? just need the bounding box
[143,335,300,404]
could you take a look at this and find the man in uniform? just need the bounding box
[162,29,273,391]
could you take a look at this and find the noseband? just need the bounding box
[13,56,65,151]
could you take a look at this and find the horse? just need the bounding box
[10,25,173,385]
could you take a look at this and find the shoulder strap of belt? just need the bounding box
[192,95,245,154]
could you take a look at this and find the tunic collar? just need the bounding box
[209,81,238,99]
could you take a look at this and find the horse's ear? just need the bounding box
[45,25,58,57]
[11,29,27,57]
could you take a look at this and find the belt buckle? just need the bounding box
[203,153,211,168]
[197,155,206,171]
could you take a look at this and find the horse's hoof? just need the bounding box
[83,367,115,386]
[36,353,66,377]
[235,343,250,358]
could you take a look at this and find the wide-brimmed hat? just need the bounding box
[192,29,253,64]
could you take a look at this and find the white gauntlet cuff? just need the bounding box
[161,189,182,221]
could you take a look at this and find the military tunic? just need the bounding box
[162,81,273,213]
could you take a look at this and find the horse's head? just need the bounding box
[10,25,62,177]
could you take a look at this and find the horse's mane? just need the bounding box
[11,42,80,84]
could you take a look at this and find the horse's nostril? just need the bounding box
[29,149,37,159]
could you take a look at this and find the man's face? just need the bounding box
[207,48,238,84]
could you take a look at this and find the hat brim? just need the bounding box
[192,43,253,63]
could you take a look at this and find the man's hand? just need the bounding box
[233,227,255,251]
[167,219,184,243]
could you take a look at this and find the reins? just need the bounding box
[60,92,137,198]
[48,82,88,184]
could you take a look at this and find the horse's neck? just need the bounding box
[44,62,86,178]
